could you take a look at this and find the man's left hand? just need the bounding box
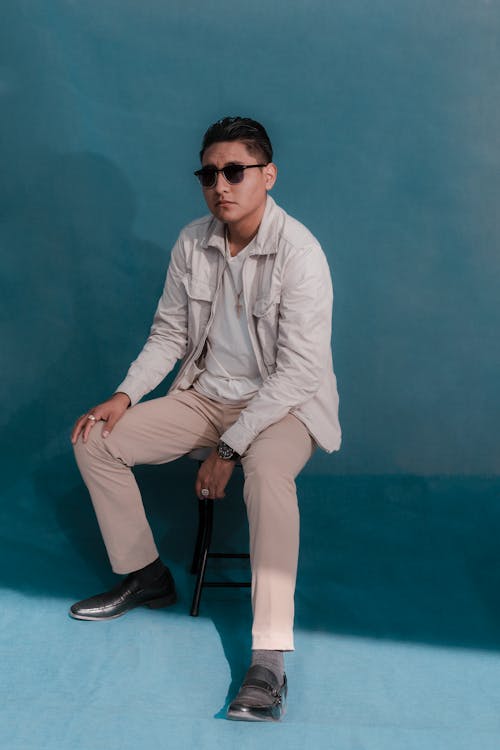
[195,450,236,500]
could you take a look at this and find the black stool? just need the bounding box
[189,448,250,617]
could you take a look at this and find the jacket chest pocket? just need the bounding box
[253,295,280,371]
[182,274,214,345]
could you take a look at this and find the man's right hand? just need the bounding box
[71,392,131,445]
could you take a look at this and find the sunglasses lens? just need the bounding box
[197,168,217,187]
[223,165,245,184]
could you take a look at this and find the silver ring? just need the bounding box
[201,488,209,497]
[87,414,97,422]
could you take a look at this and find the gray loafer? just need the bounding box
[227,665,287,722]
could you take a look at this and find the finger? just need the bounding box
[199,486,212,500]
[71,417,82,444]
[101,413,118,439]
[71,421,82,444]
[196,479,212,501]
[71,414,91,444]
[101,400,130,438]
[195,476,202,498]
[82,413,99,443]
[82,422,93,443]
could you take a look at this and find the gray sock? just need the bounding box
[251,649,285,679]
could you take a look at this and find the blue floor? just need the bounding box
[2,465,500,748]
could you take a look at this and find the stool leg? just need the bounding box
[190,497,206,574]
[190,498,214,617]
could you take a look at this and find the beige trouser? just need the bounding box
[73,388,315,650]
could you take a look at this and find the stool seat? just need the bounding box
[188,448,250,617]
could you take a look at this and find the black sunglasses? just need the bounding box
[194,163,267,188]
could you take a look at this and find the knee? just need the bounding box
[243,454,294,488]
[73,425,108,468]
[243,464,297,513]
[245,463,283,487]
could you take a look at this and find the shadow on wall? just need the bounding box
[1,149,167,485]
[294,474,500,650]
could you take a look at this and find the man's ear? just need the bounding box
[264,162,277,191]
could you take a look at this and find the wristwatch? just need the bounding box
[217,440,240,461]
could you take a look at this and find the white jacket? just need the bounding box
[117,196,341,455]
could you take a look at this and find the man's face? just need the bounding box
[200,141,276,228]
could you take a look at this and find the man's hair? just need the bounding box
[200,116,273,164]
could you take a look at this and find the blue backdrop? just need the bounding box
[2,1,499,481]
[1,4,500,748]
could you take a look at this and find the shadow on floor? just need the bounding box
[2,456,500,673]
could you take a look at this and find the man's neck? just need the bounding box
[226,228,256,257]
[226,202,267,256]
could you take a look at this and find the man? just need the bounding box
[71,116,341,722]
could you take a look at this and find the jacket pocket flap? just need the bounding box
[182,274,214,302]
[253,295,280,317]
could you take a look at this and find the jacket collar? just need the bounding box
[201,195,279,256]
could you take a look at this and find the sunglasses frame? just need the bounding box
[194,163,268,188]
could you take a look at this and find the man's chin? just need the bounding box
[213,205,240,222]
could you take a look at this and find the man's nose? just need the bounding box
[213,171,229,192]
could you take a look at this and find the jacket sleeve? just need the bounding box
[221,243,334,455]
[115,236,189,405]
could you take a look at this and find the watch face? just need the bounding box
[217,441,234,459]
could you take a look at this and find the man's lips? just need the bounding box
[216,200,235,207]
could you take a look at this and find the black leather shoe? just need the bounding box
[226,665,287,722]
[69,567,177,620]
